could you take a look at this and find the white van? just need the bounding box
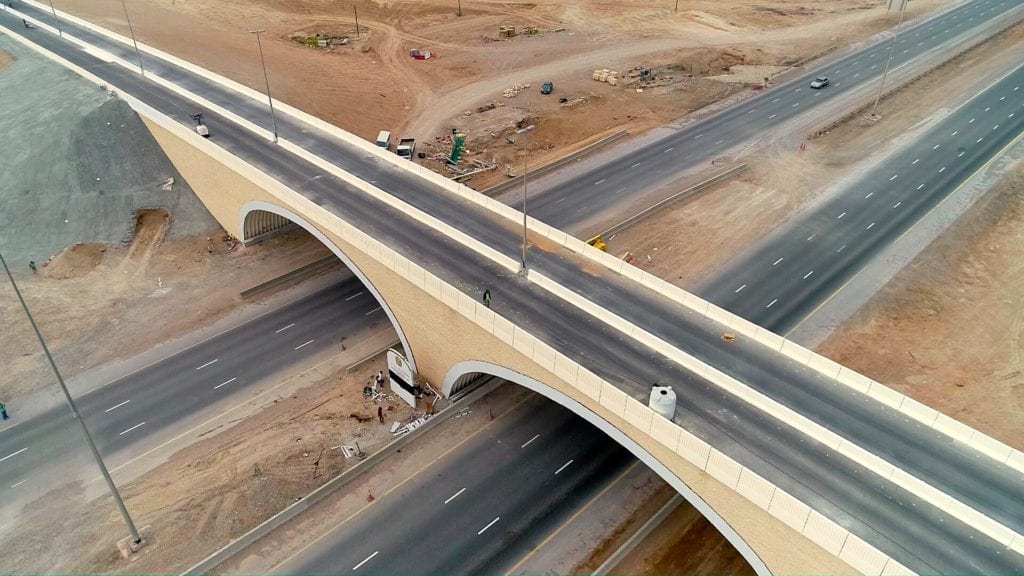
[375,130,392,149]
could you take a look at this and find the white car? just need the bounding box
[810,76,830,89]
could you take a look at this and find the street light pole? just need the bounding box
[250,29,279,144]
[516,123,535,276]
[871,0,908,116]
[119,0,144,75]
[46,0,61,37]
[0,251,142,547]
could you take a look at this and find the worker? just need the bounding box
[29,260,36,273]
[1,401,9,421]
[482,289,492,308]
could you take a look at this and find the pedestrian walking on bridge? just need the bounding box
[482,289,492,308]
[0,402,9,421]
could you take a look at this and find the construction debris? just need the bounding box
[502,82,531,98]
[499,25,516,38]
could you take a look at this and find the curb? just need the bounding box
[239,256,340,299]
[179,377,504,575]
[345,341,401,374]
[481,130,628,197]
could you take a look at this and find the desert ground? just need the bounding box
[6,0,1022,573]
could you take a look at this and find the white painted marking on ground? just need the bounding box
[969,118,975,123]
[119,422,146,436]
[734,284,747,294]
[1010,113,1016,119]
[352,551,379,571]
[939,166,947,173]
[294,339,315,350]
[715,139,724,145]
[894,201,902,208]
[917,184,925,190]
[478,517,500,535]
[616,188,626,194]
[196,359,219,370]
[747,109,755,114]
[214,377,237,390]
[853,73,861,78]
[933,144,941,150]
[836,245,847,254]
[631,162,641,168]
[663,147,674,153]
[10,480,25,489]
[985,107,991,112]
[555,459,575,475]
[958,151,965,158]
[794,88,801,93]
[889,174,898,181]
[806,234,815,241]
[1000,96,1006,101]
[595,179,606,185]
[694,134,703,140]
[866,222,875,230]
[792,102,800,108]
[865,192,874,199]
[951,130,958,136]
[803,271,814,279]
[521,434,540,448]
[903,49,909,53]
[993,124,1000,130]
[105,400,131,413]
[837,211,847,219]
[766,299,778,309]
[771,98,780,103]
[0,448,28,463]
[977,137,984,143]
[1015,86,1020,91]
[365,307,382,316]
[345,291,364,301]
[772,257,784,266]
[912,158,920,165]
[445,488,467,504]
[768,114,777,119]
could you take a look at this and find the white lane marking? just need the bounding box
[917,184,925,190]
[478,517,500,535]
[766,298,778,309]
[521,434,540,448]
[836,245,847,254]
[747,109,755,114]
[555,459,574,475]
[866,222,875,230]
[792,102,800,108]
[803,271,814,280]
[365,307,382,316]
[912,158,919,164]
[10,480,25,488]
[794,88,801,93]
[214,377,237,390]
[345,291,364,301]
[951,130,958,136]
[985,107,991,112]
[865,192,874,199]
[853,60,859,65]
[662,147,674,153]
[870,64,877,69]
[889,174,898,181]
[938,166,947,173]
[119,422,146,436]
[772,257,784,266]
[294,339,315,350]
[196,359,219,370]
[903,49,909,53]
[977,137,984,143]
[894,201,902,208]
[445,487,467,504]
[1015,86,1020,91]
[0,448,28,462]
[352,551,379,571]
[275,323,295,334]
[105,399,131,413]
[806,234,815,241]
[969,118,975,123]
[768,114,777,119]
[734,284,747,294]
[993,124,1000,130]
[853,73,861,78]
[631,162,641,168]
[616,188,626,194]
[595,179,606,185]
[1000,96,1006,101]
[715,139,724,145]
[837,211,847,219]
[932,144,941,150]
[1010,113,1016,119]
[958,151,965,158]
[694,134,703,140]
[771,97,780,103]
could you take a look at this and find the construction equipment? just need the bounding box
[396,138,416,159]
[586,235,608,251]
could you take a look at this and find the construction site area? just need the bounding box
[6,0,1024,574]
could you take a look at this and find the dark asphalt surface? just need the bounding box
[3,2,1024,573]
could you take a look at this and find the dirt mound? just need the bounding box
[41,243,105,279]
[0,48,13,72]
[124,208,170,266]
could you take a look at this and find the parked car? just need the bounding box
[541,81,554,94]
[809,76,830,89]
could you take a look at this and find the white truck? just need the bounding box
[396,138,416,159]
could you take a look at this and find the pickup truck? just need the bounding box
[396,138,416,159]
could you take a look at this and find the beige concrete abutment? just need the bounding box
[139,115,857,576]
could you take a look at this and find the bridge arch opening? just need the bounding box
[240,201,417,373]
[443,361,769,576]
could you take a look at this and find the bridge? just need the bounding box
[5,1,1024,574]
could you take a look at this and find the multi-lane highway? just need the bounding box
[4,1,1024,573]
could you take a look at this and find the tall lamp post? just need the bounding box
[516,123,535,277]
[871,0,908,116]
[249,29,279,144]
[46,0,62,37]
[119,0,144,75]
[0,252,143,548]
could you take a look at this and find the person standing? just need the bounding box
[377,406,385,424]
[482,289,492,308]
[0,402,9,421]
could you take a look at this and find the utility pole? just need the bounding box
[457,0,462,17]
[119,0,144,75]
[516,123,535,276]
[47,0,61,37]
[0,251,142,548]
[249,29,279,143]
[674,0,679,12]
[354,5,360,38]
[871,0,907,116]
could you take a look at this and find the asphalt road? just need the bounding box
[3,2,1024,573]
